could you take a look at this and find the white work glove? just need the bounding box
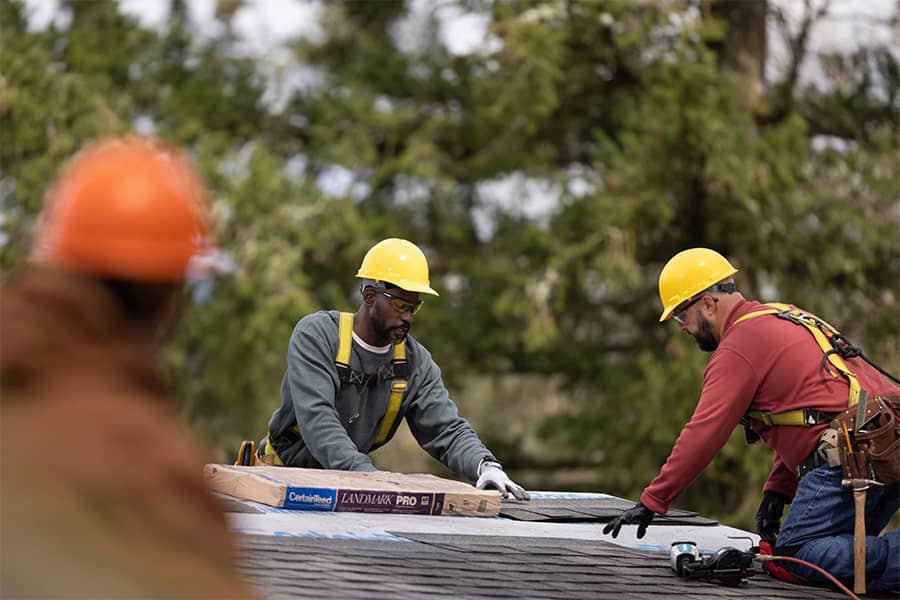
[475,460,530,501]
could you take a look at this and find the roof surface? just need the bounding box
[235,532,848,599]
[223,491,864,599]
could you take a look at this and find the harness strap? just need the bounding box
[336,312,408,449]
[745,408,840,427]
[335,312,409,385]
[260,435,285,466]
[375,342,407,447]
[336,311,353,372]
[736,303,862,426]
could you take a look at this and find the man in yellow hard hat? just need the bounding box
[257,238,529,500]
[603,248,899,592]
[1,136,253,598]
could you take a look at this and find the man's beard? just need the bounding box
[695,314,718,352]
[371,313,410,345]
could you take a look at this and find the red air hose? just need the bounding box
[758,555,860,600]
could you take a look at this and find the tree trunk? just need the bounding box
[710,0,768,112]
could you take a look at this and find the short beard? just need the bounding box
[370,312,392,345]
[370,312,409,345]
[695,314,718,352]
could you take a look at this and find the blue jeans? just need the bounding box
[775,465,900,592]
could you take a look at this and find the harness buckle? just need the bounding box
[803,408,822,425]
[830,334,861,359]
[802,408,840,426]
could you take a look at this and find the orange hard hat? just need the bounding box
[31,136,212,282]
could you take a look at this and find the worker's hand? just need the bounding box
[756,490,789,542]
[476,462,530,501]
[603,503,655,539]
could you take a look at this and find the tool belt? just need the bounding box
[830,395,900,485]
[795,429,842,479]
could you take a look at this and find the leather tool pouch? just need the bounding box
[831,395,900,484]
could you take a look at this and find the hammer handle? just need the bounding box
[853,489,866,594]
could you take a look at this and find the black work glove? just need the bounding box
[603,503,655,539]
[756,490,789,542]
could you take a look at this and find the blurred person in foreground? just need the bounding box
[0,136,253,598]
[603,248,899,592]
[253,238,529,500]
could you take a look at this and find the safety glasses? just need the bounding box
[379,289,424,315]
[673,293,721,325]
[672,296,703,326]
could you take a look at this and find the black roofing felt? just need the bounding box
[500,497,718,525]
[236,533,851,599]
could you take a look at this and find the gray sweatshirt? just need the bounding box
[266,310,496,481]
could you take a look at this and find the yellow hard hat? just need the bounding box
[658,248,737,322]
[356,238,439,296]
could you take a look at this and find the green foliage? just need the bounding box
[2,0,898,529]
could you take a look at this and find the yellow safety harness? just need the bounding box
[334,312,408,448]
[256,312,409,465]
[735,303,862,427]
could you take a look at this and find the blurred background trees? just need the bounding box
[2,0,898,529]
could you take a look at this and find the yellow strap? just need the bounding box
[263,436,285,466]
[335,311,408,447]
[737,303,861,425]
[337,312,353,367]
[734,302,791,325]
[796,316,860,406]
[745,409,807,426]
[742,303,859,404]
[374,341,406,445]
[394,338,407,362]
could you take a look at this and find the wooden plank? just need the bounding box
[204,465,502,517]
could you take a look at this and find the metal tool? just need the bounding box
[669,543,758,587]
[670,541,700,576]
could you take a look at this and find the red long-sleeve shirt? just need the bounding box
[640,299,900,514]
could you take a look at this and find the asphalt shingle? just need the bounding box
[500,497,718,525]
[235,532,854,599]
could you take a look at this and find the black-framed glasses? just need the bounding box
[673,296,703,326]
[673,294,721,325]
[671,282,733,325]
[378,289,424,315]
